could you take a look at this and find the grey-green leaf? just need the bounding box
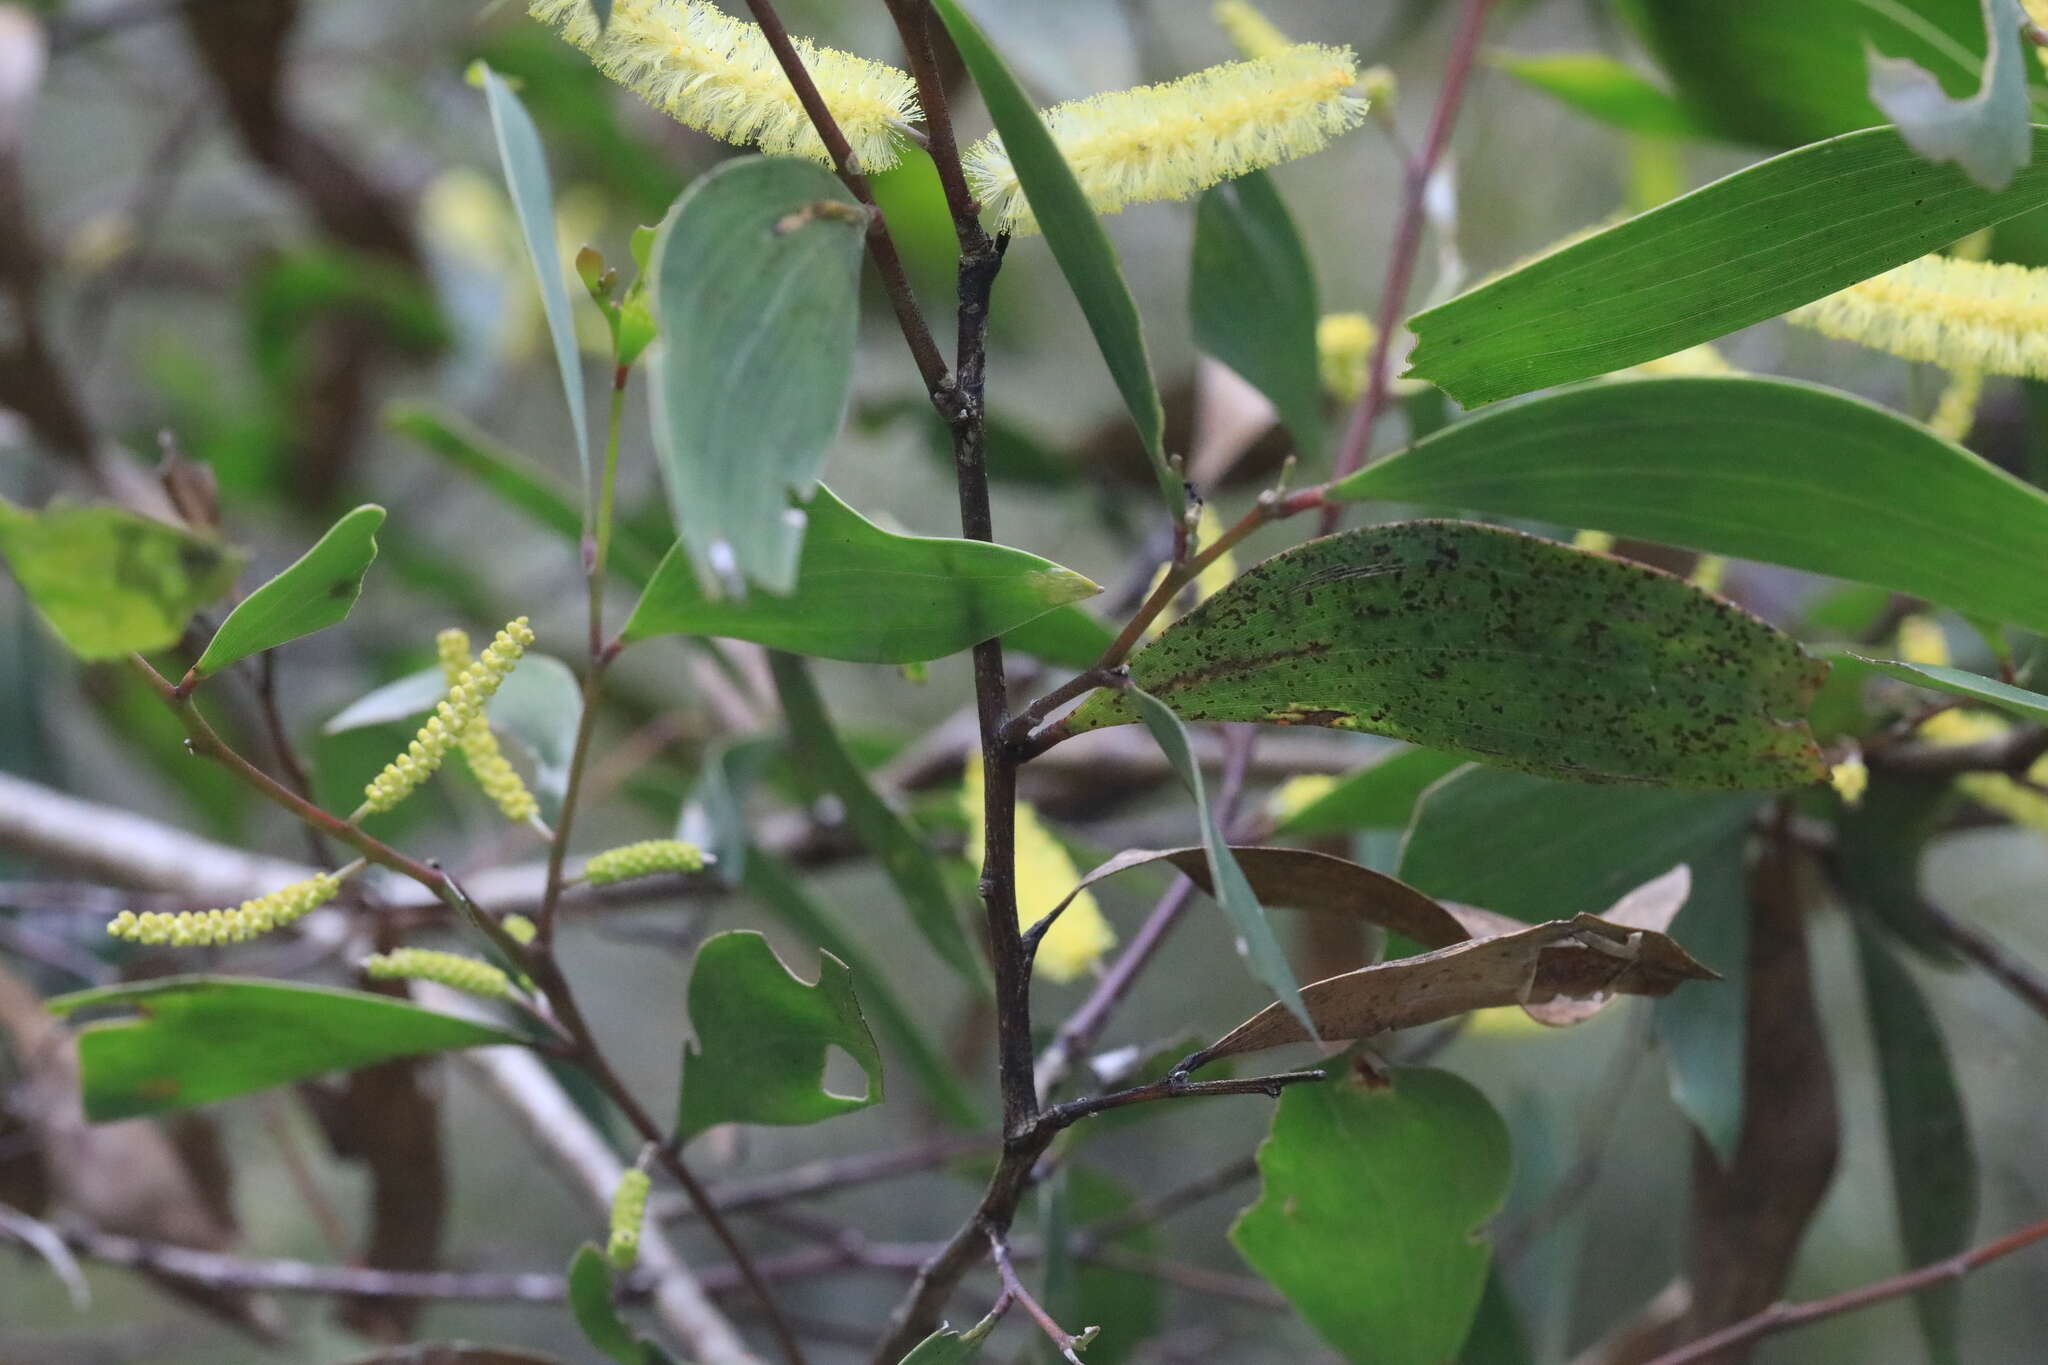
[675,930,883,1142]
[1067,521,1827,790]
[1333,377,2048,634]
[1404,127,2048,406]
[621,484,1100,663]
[194,505,383,676]
[929,0,1175,509]
[1855,655,2048,725]
[649,157,866,593]
[1273,745,1464,837]
[1190,171,1324,460]
[1869,0,2031,192]
[477,65,590,493]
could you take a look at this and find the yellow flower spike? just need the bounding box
[963,758,1115,984]
[361,618,534,816]
[1317,312,1377,406]
[1214,0,1292,60]
[583,839,710,885]
[1266,772,1338,825]
[1572,529,1616,555]
[526,0,919,170]
[1897,615,1954,668]
[1786,255,2048,379]
[606,1167,652,1270]
[1630,343,1739,378]
[965,43,1368,234]
[438,628,541,827]
[501,914,539,946]
[1928,367,1985,442]
[363,947,514,1000]
[108,872,344,947]
[1830,757,1870,808]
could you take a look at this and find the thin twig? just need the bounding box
[1921,898,2048,1020]
[988,1228,1094,1363]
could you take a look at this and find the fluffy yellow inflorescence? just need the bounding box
[607,1168,652,1270]
[437,628,540,825]
[1214,0,1293,59]
[963,758,1115,983]
[1787,255,2048,379]
[108,873,342,947]
[965,43,1367,234]
[527,0,919,170]
[1316,311,1377,405]
[583,839,709,885]
[362,618,534,815]
[363,947,513,1000]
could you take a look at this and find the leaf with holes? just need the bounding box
[1869,0,2032,191]
[195,505,383,676]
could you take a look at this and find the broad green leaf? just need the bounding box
[1462,1264,1534,1365]
[567,1244,673,1365]
[930,0,1176,508]
[1856,929,1978,1365]
[675,930,883,1142]
[193,505,383,676]
[1190,171,1324,460]
[769,652,985,988]
[1067,521,1826,790]
[1232,1067,1511,1365]
[1870,0,2032,191]
[1273,746,1465,837]
[1003,603,1114,669]
[1130,685,1311,1034]
[47,977,524,1122]
[621,485,1100,663]
[1336,377,2048,633]
[477,65,590,494]
[1404,127,2048,406]
[1856,655,2048,724]
[896,1309,1002,1364]
[1492,51,1703,138]
[648,157,865,593]
[0,500,243,661]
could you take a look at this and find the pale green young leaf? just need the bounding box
[194,505,383,676]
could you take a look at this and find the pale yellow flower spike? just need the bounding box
[1317,312,1377,406]
[584,839,709,885]
[966,43,1368,234]
[1785,255,2048,379]
[1214,0,1293,60]
[108,872,344,947]
[437,629,541,827]
[1929,367,1985,443]
[361,618,534,816]
[962,758,1115,983]
[363,947,514,1000]
[527,0,919,170]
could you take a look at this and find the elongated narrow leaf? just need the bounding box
[649,157,866,593]
[1493,51,1703,139]
[1856,656,2048,725]
[929,0,1175,508]
[1335,378,2048,634]
[47,977,525,1122]
[1274,745,1464,837]
[1232,1067,1511,1365]
[622,485,1100,663]
[1870,0,2032,191]
[1856,929,1978,1364]
[0,500,243,661]
[1835,771,1959,960]
[675,931,882,1142]
[194,505,383,676]
[1067,521,1826,790]
[1191,171,1324,459]
[769,652,985,988]
[477,65,589,493]
[1405,127,2048,406]
[1130,686,1310,1033]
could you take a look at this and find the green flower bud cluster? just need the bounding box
[583,838,709,886]
[606,1167,651,1270]
[362,947,513,1000]
[108,873,342,946]
[362,617,534,815]
[437,628,540,825]
[501,913,539,946]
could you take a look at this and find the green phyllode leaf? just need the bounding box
[1855,656,2048,725]
[1869,0,2033,192]
[675,931,883,1143]
[622,485,1100,663]
[929,0,1176,509]
[194,505,384,676]
[1232,1066,1512,1365]
[0,500,244,661]
[47,977,525,1122]
[1067,521,1826,790]
[1190,170,1325,460]
[1334,377,2048,634]
[1492,51,1703,139]
[1405,127,2048,406]
[648,157,866,593]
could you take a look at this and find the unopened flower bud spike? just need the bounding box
[107,859,364,947]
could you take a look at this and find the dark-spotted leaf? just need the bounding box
[929,0,1174,508]
[1232,1067,1511,1365]
[194,504,383,676]
[1404,128,2048,406]
[675,931,883,1142]
[1332,378,2048,634]
[1493,51,1703,139]
[0,500,243,661]
[649,157,866,593]
[1191,171,1324,460]
[622,485,1099,663]
[1064,521,1826,790]
[1856,656,2048,725]
[46,977,525,1122]
[1869,0,2032,191]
